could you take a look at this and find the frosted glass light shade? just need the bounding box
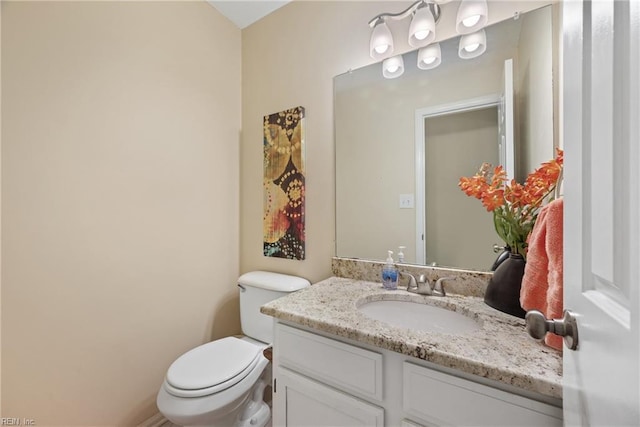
[370,21,394,60]
[458,29,487,59]
[456,0,488,34]
[408,5,436,47]
[417,43,442,70]
[382,55,405,79]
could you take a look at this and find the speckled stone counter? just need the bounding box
[261,276,563,400]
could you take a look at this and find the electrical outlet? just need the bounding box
[399,194,414,209]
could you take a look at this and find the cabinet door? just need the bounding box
[403,362,562,427]
[273,367,384,427]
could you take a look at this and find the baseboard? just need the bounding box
[137,412,169,427]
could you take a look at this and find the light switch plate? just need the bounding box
[399,194,414,209]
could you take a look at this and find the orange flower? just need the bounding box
[459,175,489,199]
[481,188,505,211]
[504,180,525,207]
[458,148,563,258]
[490,166,507,188]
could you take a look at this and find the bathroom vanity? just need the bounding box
[261,274,562,427]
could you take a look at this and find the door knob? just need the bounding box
[492,244,507,253]
[525,309,579,350]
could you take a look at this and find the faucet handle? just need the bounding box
[433,277,454,296]
[399,271,418,290]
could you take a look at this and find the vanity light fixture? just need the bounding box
[456,0,489,34]
[369,0,489,78]
[383,55,405,78]
[458,29,487,59]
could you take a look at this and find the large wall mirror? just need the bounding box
[335,4,557,272]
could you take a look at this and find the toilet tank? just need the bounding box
[238,271,310,344]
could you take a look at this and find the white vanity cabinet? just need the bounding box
[272,322,562,427]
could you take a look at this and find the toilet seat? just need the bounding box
[164,337,264,398]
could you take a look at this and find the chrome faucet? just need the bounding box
[400,273,453,296]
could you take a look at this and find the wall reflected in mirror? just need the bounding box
[335,4,557,272]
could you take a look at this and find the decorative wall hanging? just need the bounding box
[263,106,306,260]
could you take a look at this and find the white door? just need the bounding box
[498,58,515,180]
[562,0,640,425]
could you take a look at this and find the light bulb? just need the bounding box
[423,56,437,65]
[464,43,480,52]
[462,14,481,27]
[387,64,399,73]
[414,30,430,41]
[375,44,389,54]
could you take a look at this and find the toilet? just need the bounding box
[157,271,310,427]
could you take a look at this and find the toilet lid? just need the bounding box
[166,337,262,391]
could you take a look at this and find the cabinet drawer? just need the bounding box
[403,362,562,426]
[276,323,383,401]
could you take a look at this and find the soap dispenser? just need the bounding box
[382,250,398,290]
[397,246,406,263]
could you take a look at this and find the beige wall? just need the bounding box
[241,1,387,284]
[1,2,241,425]
[240,0,548,282]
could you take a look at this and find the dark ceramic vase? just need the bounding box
[484,253,527,318]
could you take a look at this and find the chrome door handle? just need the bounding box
[525,309,579,350]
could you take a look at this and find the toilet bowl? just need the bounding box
[157,271,310,427]
[157,337,271,427]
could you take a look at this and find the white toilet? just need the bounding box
[157,271,310,427]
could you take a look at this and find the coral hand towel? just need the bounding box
[520,198,564,351]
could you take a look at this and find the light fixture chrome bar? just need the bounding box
[368,0,441,27]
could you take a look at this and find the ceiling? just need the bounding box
[207,0,292,29]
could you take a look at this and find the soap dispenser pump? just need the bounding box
[382,250,398,290]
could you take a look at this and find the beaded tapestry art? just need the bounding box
[263,106,305,260]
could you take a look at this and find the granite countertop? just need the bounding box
[261,276,563,400]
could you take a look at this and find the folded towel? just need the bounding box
[520,198,564,351]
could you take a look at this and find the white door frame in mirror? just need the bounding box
[414,94,514,265]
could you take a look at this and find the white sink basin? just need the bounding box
[358,299,481,334]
